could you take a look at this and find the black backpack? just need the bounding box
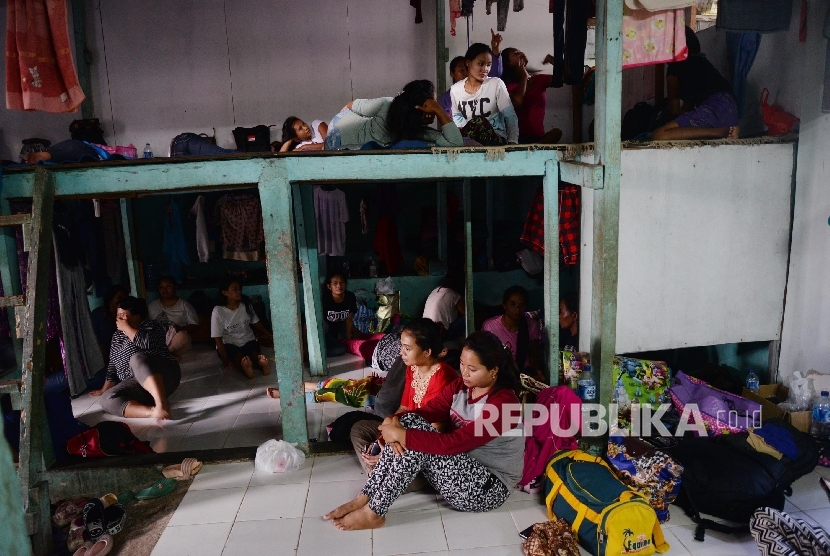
[232,125,274,152]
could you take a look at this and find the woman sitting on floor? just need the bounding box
[481,286,545,381]
[148,275,199,360]
[422,270,466,342]
[211,276,273,379]
[325,331,524,530]
[278,117,328,152]
[91,296,180,420]
[90,284,128,361]
[325,80,463,150]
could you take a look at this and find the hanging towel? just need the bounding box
[716,0,793,33]
[189,195,209,263]
[559,185,580,266]
[624,0,694,10]
[449,0,462,36]
[5,0,85,112]
[163,199,190,283]
[726,32,761,118]
[622,8,688,69]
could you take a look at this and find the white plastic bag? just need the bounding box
[255,439,305,473]
[375,277,395,295]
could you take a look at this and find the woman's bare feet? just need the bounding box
[332,504,386,530]
[727,126,740,139]
[257,354,270,375]
[266,387,280,399]
[150,402,171,420]
[324,494,369,521]
[240,356,255,379]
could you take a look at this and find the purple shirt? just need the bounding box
[440,54,502,117]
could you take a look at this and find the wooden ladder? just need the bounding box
[0,167,56,555]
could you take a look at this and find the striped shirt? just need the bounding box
[106,319,175,383]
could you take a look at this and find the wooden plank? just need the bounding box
[0,214,31,227]
[17,166,54,554]
[0,295,25,308]
[559,160,604,190]
[463,179,474,335]
[292,184,327,377]
[120,198,142,297]
[437,182,447,261]
[258,161,309,448]
[590,0,623,454]
[543,160,560,384]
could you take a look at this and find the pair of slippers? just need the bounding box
[162,457,203,481]
[73,534,113,556]
[82,496,126,541]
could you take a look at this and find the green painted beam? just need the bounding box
[120,198,142,296]
[543,160,560,384]
[590,0,623,453]
[0,196,23,378]
[463,179,474,335]
[0,429,29,556]
[258,161,309,448]
[292,184,327,377]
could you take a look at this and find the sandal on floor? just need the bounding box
[87,534,113,556]
[116,491,135,506]
[162,457,203,480]
[103,504,126,535]
[72,540,94,556]
[53,497,87,527]
[135,477,178,500]
[100,493,118,508]
[82,498,106,541]
[67,516,89,552]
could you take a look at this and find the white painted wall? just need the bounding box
[580,143,795,354]
[778,0,830,382]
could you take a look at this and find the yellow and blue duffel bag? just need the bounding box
[544,450,670,556]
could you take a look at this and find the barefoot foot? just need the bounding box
[324,495,369,521]
[266,387,280,399]
[151,404,171,420]
[332,504,386,530]
[727,126,740,139]
[240,356,255,379]
[258,354,270,375]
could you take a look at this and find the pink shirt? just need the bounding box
[506,74,551,139]
[481,315,541,360]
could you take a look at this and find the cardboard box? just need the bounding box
[742,384,812,433]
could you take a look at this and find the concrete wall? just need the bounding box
[778,0,830,383]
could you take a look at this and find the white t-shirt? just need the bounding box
[148,298,199,328]
[297,119,325,148]
[450,77,519,144]
[422,286,462,330]
[210,305,259,347]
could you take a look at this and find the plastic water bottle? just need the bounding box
[143,143,153,158]
[810,391,830,439]
[577,364,597,403]
[369,260,377,278]
[746,369,760,394]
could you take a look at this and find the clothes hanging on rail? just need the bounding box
[449,0,462,35]
[100,200,125,283]
[550,0,592,87]
[5,0,85,113]
[373,184,403,275]
[726,32,761,118]
[313,187,349,257]
[190,195,209,263]
[716,0,793,33]
[163,199,190,283]
[213,193,265,261]
[519,185,580,266]
[622,8,688,69]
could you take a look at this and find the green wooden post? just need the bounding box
[543,160,560,384]
[0,434,29,556]
[259,161,308,448]
[292,184,327,377]
[71,0,94,120]
[0,197,23,378]
[17,167,54,555]
[437,182,447,261]
[120,198,142,297]
[589,0,623,454]
[463,179,474,334]
[436,0,450,94]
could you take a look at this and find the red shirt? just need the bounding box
[506,74,551,139]
[400,362,458,411]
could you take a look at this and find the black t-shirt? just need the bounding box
[560,327,579,351]
[666,54,734,107]
[322,289,358,339]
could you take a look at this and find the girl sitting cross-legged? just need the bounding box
[324,330,525,531]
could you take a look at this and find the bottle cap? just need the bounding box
[584,364,591,372]
[822,391,829,397]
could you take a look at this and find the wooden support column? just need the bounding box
[436,0,450,93]
[18,167,54,555]
[589,0,623,454]
[0,426,29,555]
[259,161,308,448]
[543,161,560,384]
[437,182,447,261]
[119,199,142,296]
[463,179,474,334]
[292,184,327,377]
[0,196,23,376]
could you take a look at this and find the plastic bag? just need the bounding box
[375,277,395,295]
[760,88,800,136]
[255,440,305,473]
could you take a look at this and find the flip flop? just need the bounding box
[103,504,126,535]
[116,491,135,506]
[67,516,89,552]
[87,534,113,556]
[162,457,203,480]
[72,541,94,556]
[135,478,178,500]
[53,497,87,527]
[82,498,105,541]
[100,493,118,508]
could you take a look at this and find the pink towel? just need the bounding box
[622,8,688,69]
[6,0,85,112]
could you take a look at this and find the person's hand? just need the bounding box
[389,441,405,456]
[361,451,381,466]
[543,54,555,66]
[89,389,104,396]
[415,98,442,116]
[115,314,130,333]
[379,416,406,445]
[490,28,503,56]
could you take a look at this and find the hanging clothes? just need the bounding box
[726,32,761,118]
[518,185,580,266]
[373,184,403,275]
[519,187,545,255]
[410,0,423,23]
[461,0,475,17]
[212,193,265,261]
[622,8,688,69]
[5,0,85,112]
[189,195,209,263]
[550,0,592,87]
[359,198,369,235]
[313,187,349,257]
[99,200,125,283]
[716,0,793,33]
[163,199,190,283]
[449,0,462,36]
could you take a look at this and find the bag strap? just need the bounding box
[652,520,671,553]
[572,503,590,533]
[545,477,563,520]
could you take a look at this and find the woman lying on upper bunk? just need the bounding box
[278,117,328,152]
[652,27,740,141]
[324,80,463,150]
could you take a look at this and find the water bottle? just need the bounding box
[369,260,377,278]
[577,364,597,403]
[745,369,760,394]
[143,143,153,158]
[810,391,830,439]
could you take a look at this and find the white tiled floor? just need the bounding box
[150,455,830,556]
[70,344,372,452]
